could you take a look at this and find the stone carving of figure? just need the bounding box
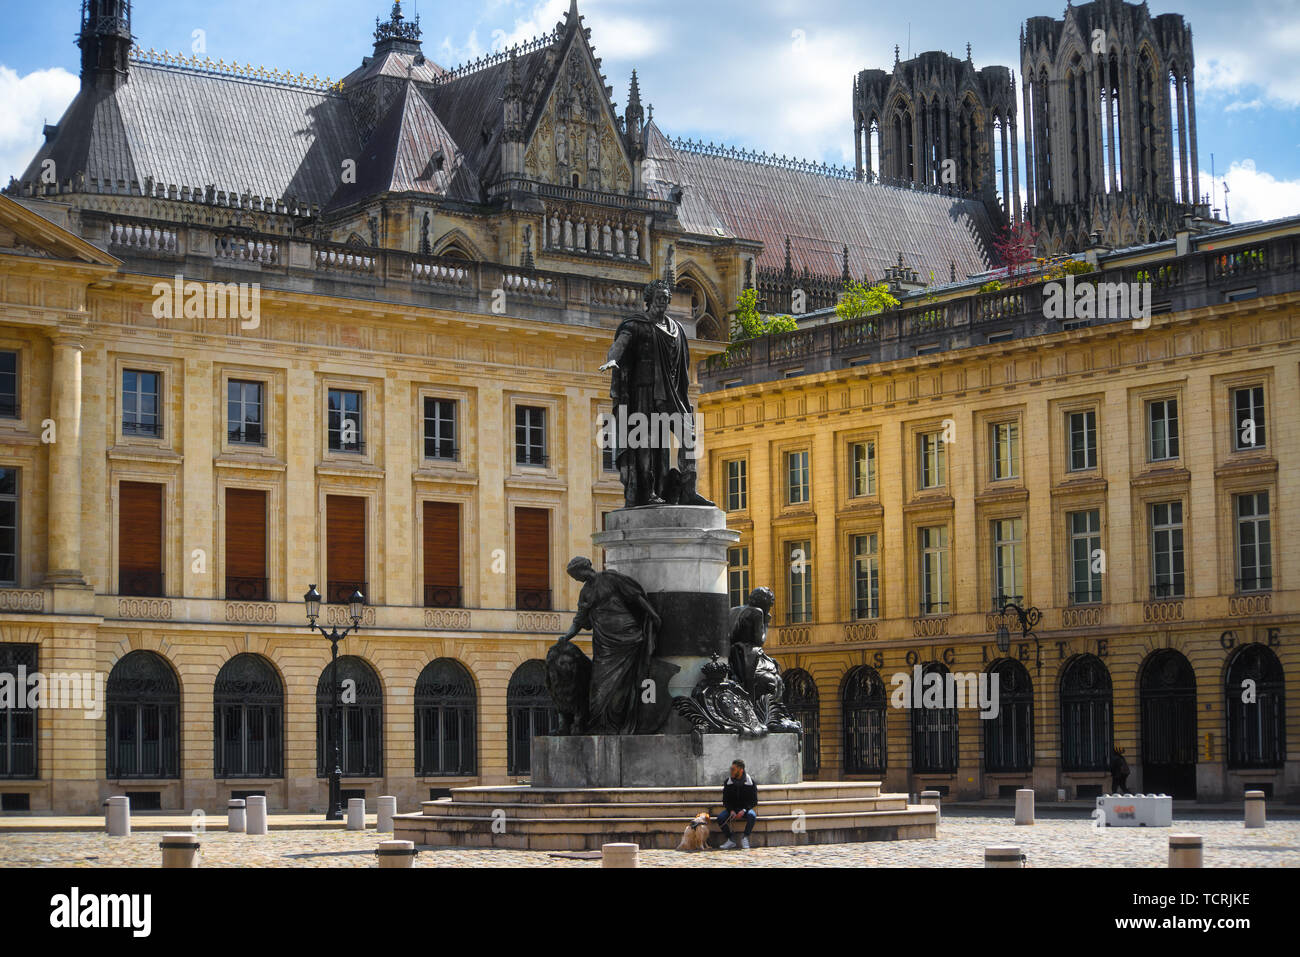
[550,214,561,248]
[556,121,568,166]
[563,217,574,248]
[549,557,663,734]
[615,226,626,257]
[587,127,600,168]
[629,228,640,260]
[577,219,587,252]
[598,280,715,509]
[728,587,801,734]
[602,223,613,254]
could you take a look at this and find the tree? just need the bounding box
[992,220,1041,277]
[730,289,799,340]
[835,279,899,322]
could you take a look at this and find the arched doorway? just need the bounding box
[506,660,556,777]
[985,659,1033,772]
[841,666,886,774]
[1225,645,1285,769]
[106,650,180,779]
[911,662,958,773]
[316,656,383,778]
[783,668,820,775]
[1060,654,1112,771]
[214,654,283,779]
[415,658,477,776]
[1140,649,1197,798]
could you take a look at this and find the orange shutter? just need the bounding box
[514,507,550,592]
[225,488,267,580]
[423,502,461,588]
[326,495,366,599]
[119,482,163,577]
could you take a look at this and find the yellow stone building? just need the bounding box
[698,219,1300,802]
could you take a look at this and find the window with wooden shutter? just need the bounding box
[119,481,164,596]
[514,507,550,610]
[226,488,268,601]
[326,495,366,604]
[423,502,461,608]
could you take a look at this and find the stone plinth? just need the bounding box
[531,733,801,788]
[593,506,739,707]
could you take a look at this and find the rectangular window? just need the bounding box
[918,432,946,489]
[1235,492,1272,593]
[1150,501,1185,598]
[325,495,366,604]
[786,540,813,623]
[786,451,810,505]
[990,422,1020,481]
[423,502,462,608]
[0,469,16,586]
[327,389,364,453]
[1068,410,1097,471]
[850,441,876,497]
[918,526,949,615]
[227,380,264,446]
[991,518,1024,609]
[1069,509,1103,604]
[515,507,551,610]
[728,546,751,609]
[122,370,161,437]
[601,429,617,474]
[1233,387,1266,451]
[726,460,748,512]
[1148,398,1180,462]
[119,481,164,596]
[515,406,547,467]
[423,398,458,462]
[0,644,37,778]
[224,488,267,601]
[853,533,880,620]
[0,352,17,418]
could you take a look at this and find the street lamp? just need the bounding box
[995,601,1043,673]
[303,585,366,821]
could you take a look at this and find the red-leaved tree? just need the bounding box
[992,220,1042,278]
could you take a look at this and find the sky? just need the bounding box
[1,0,1297,223]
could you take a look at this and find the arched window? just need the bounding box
[214,654,283,779]
[1060,654,1112,771]
[783,669,820,774]
[316,656,383,778]
[106,651,179,779]
[842,666,886,774]
[985,659,1033,772]
[0,644,38,778]
[1226,645,1285,769]
[507,660,556,777]
[415,658,477,776]
[1140,649,1197,798]
[868,117,881,182]
[911,662,958,773]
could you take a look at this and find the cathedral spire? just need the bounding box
[78,0,133,91]
[373,0,422,56]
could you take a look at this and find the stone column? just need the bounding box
[1185,73,1200,205]
[1175,73,1190,204]
[46,334,86,585]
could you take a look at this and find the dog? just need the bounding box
[676,812,712,852]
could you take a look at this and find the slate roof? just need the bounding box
[644,123,997,282]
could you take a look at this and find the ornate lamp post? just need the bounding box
[303,585,365,821]
[995,601,1042,673]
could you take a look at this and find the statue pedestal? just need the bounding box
[593,506,739,719]
[531,733,802,788]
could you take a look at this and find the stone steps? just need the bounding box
[422,781,884,806]
[420,795,909,819]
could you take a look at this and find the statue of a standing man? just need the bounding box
[600,280,714,508]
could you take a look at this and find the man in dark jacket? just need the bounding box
[717,760,759,850]
[1109,745,1131,794]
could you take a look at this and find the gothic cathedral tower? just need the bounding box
[1021,0,1206,254]
[78,0,132,91]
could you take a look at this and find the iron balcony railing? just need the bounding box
[119,568,164,597]
[228,425,265,446]
[1150,582,1185,600]
[226,577,269,602]
[122,419,162,438]
[515,589,552,611]
[326,581,368,605]
[424,585,464,609]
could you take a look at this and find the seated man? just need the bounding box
[717,759,758,850]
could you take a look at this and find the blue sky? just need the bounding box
[2,0,1297,221]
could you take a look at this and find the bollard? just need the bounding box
[1057,788,1067,802]
[245,795,268,835]
[602,843,639,868]
[347,797,366,831]
[1169,833,1203,868]
[1244,791,1266,829]
[106,796,130,837]
[227,799,246,834]
[985,845,1024,868]
[377,796,397,833]
[159,832,201,868]
[919,790,941,823]
[1014,788,1035,825]
[376,839,418,868]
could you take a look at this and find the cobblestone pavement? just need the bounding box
[0,812,1295,867]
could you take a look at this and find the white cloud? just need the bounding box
[1224,99,1264,113]
[1198,16,1300,108]
[0,66,79,185]
[1201,159,1300,224]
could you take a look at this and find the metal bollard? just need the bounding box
[377,796,397,833]
[245,795,268,835]
[376,839,418,868]
[1014,789,1034,825]
[159,832,201,868]
[919,790,941,823]
[1169,833,1203,868]
[347,797,366,831]
[602,842,639,868]
[1244,791,1266,829]
[106,796,130,837]
[227,799,246,834]
[985,845,1025,868]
